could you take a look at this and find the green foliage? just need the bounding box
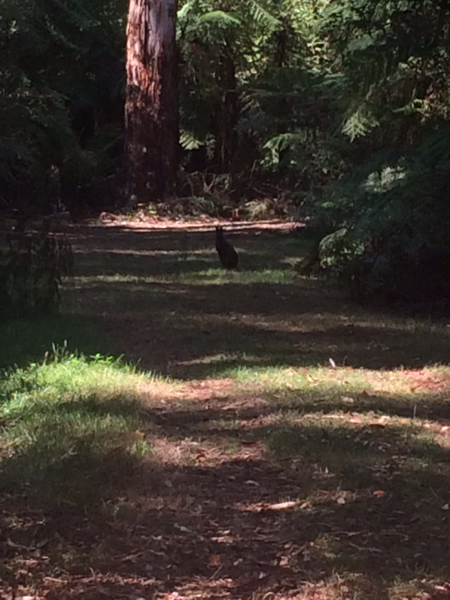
[2,0,450,307]
[321,0,450,141]
[0,226,74,318]
[282,0,450,307]
[178,0,333,187]
[311,125,450,306]
[0,0,126,213]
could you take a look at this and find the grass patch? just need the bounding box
[0,351,155,509]
[73,266,296,286]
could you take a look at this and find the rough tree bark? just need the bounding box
[125,0,178,203]
[215,46,238,173]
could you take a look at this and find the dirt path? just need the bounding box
[2,220,450,600]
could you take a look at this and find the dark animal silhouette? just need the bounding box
[215,226,238,269]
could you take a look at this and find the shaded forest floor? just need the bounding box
[2,220,450,600]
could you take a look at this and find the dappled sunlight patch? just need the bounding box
[34,572,159,600]
[226,363,450,403]
[174,268,296,285]
[178,377,237,397]
[150,435,267,467]
[95,217,293,232]
[234,488,359,514]
[276,576,404,600]
[150,437,205,466]
[389,581,450,600]
[138,378,184,402]
[175,347,323,379]
[176,352,262,369]
[424,421,450,450]
[266,413,436,457]
[159,579,235,600]
[74,247,213,257]
[73,273,160,284]
[228,365,380,395]
[404,367,450,392]
[3,224,450,600]
[4,355,179,413]
[72,266,298,288]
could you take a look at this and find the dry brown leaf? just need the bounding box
[209,554,222,567]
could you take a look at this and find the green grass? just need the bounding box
[73,266,296,286]
[0,351,155,508]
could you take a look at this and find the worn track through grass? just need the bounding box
[1,220,450,600]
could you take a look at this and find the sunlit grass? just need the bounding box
[215,361,393,387]
[181,351,450,395]
[0,351,172,508]
[179,268,295,284]
[72,266,296,286]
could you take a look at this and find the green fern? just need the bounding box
[180,130,204,151]
[342,103,379,140]
[245,0,279,30]
[197,11,241,28]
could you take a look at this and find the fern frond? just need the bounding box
[180,130,204,151]
[245,0,279,30]
[197,11,241,28]
[342,104,379,140]
[264,131,310,152]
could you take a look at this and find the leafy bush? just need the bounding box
[0,0,126,214]
[342,236,450,308]
[312,128,450,308]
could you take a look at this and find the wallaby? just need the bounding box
[215,226,239,269]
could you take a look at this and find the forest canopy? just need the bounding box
[2,0,450,306]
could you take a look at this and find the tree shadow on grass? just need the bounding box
[110,309,450,376]
[5,223,450,375]
[136,390,450,596]
[270,388,450,422]
[0,393,144,506]
[0,313,112,369]
[3,224,450,596]
[62,272,450,376]
[2,383,450,599]
[61,224,450,376]
[72,224,301,278]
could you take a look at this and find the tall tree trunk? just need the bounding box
[215,49,238,172]
[125,0,178,204]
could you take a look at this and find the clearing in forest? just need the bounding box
[1,220,450,600]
